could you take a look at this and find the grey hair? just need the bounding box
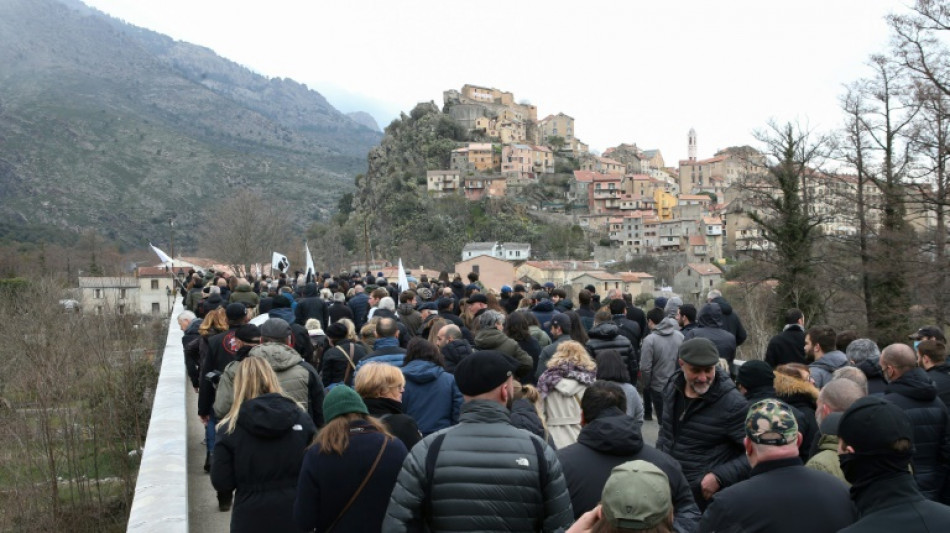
[177,310,197,322]
[846,338,880,365]
[378,296,396,311]
[831,366,868,396]
[706,289,722,300]
[819,377,866,411]
[479,309,505,330]
[209,285,221,295]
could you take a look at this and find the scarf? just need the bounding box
[537,362,596,398]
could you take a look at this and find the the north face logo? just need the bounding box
[515,457,529,467]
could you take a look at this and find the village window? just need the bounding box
[151,279,159,290]
[152,302,161,314]
[95,306,103,315]
[118,304,125,315]
[94,289,102,299]
[120,289,127,299]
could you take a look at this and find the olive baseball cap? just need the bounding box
[601,460,671,529]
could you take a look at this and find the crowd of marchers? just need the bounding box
[174,267,950,532]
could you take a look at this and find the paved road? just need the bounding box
[186,386,230,533]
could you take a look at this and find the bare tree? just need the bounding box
[200,190,291,276]
[739,121,832,327]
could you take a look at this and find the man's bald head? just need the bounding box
[881,343,918,380]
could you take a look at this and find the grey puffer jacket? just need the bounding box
[215,342,324,426]
[640,318,684,393]
[656,368,749,507]
[383,400,574,532]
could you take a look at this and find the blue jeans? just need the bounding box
[205,413,218,454]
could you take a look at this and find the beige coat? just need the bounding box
[542,378,587,449]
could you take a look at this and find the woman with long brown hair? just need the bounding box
[294,386,408,532]
[211,356,316,532]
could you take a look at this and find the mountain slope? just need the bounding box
[0,0,381,247]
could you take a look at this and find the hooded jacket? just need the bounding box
[401,360,463,435]
[383,400,574,532]
[474,328,533,379]
[710,296,747,346]
[294,282,329,328]
[640,317,684,394]
[883,367,950,501]
[510,398,549,444]
[773,372,819,459]
[557,407,700,532]
[182,319,203,388]
[857,359,888,395]
[683,303,736,364]
[229,284,260,310]
[586,323,637,378]
[541,376,589,449]
[211,393,316,533]
[808,349,849,389]
[441,338,473,374]
[531,300,559,337]
[656,368,749,508]
[215,342,325,426]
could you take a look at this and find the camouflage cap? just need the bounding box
[745,399,799,445]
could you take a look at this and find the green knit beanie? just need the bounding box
[323,385,368,422]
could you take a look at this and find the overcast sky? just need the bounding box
[83,0,901,163]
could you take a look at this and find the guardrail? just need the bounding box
[127,297,188,532]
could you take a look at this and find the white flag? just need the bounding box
[149,242,172,265]
[255,263,262,279]
[397,258,409,293]
[272,252,290,273]
[304,242,315,277]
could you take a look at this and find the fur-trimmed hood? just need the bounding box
[774,371,818,402]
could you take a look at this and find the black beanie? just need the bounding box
[737,360,774,390]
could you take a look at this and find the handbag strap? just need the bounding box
[325,435,390,532]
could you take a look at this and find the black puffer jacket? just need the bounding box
[656,368,749,508]
[383,400,575,532]
[683,303,737,364]
[211,393,316,533]
[510,398,549,444]
[710,296,747,346]
[557,407,700,532]
[532,300,559,338]
[441,339,473,374]
[883,367,950,501]
[586,323,637,378]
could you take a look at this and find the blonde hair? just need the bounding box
[548,340,596,370]
[426,318,449,345]
[199,307,228,336]
[360,323,377,350]
[354,362,405,399]
[217,356,287,434]
[305,318,322,331]
[338,318,358,341]
[314,413,391,455]
[515,383,549,437]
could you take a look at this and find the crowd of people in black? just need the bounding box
[175,267,950,532]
